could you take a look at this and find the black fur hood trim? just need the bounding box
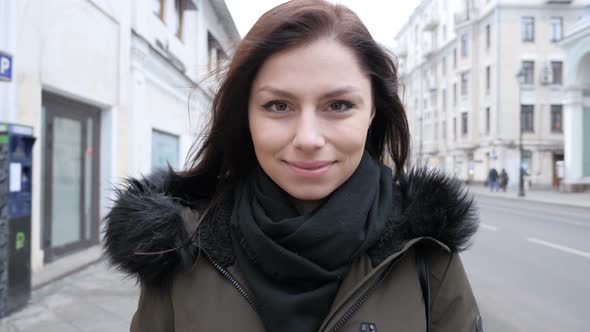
[103,168,479,285]
[368,168,479,265]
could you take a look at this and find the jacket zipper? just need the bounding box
[201,249,263,320]
[327,261,396,332]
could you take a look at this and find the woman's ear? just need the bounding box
[370,106,376,123]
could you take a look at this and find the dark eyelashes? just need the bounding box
[261,100,355,112]
[262,100,286,108]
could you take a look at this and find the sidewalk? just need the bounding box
[468,185,590,209]
[0,261,139,332]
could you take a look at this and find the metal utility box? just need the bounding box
[0,123,35,318]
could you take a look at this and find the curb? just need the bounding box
[32,257,104,291]
[470,190,590,210]
[32,245,104,290]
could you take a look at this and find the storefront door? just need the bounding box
[42,92,100,262]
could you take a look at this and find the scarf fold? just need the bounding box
[230,151,393,332]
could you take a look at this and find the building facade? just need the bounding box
[0,0,239,272]
[396,0,588,189]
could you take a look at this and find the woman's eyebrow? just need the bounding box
[254,86,362,99]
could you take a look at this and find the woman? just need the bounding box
[104,1,481,331]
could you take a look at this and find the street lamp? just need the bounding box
[515,68,526,197]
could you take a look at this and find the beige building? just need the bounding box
[396,0,588,189]
[0,0,239,273]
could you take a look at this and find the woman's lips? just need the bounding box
[285,160,335,178]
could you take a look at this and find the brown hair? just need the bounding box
[175,0,409,202]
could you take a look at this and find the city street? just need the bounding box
[463,195,590,332]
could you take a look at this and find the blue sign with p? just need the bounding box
[0,51,13,82]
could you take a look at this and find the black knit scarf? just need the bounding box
[230,151,393,332]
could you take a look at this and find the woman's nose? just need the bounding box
[292,110,325,151]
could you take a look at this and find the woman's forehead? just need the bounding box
[251,39,371,97]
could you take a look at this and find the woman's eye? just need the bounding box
[263,101,290,112]
[328,101,354,112]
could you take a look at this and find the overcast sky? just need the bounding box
[225,0,420,49]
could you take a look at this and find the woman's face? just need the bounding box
[248,38,374,202]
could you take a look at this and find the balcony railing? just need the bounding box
[423,9,439,31]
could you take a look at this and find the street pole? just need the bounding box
[519,115,525,197]
[516,69,526,197]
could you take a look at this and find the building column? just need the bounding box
[563,87,584,183]
[129,64,150,177]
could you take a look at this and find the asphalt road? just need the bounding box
[462,195,590,332]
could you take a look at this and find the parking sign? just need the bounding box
[0,51,13,82]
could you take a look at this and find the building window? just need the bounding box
[431,91,438,108]
[442,120,447,139]
[522,61,535,85]
[442,88,447,112]
[485,66,491,93]
[443,24,447,41]
[453,117,457,141]
[208,33,227,79]
[461,112,468,135]
[485,107,491,134]
[453,83,457,106]
[461,72,469,96]
[171,0,184,39]
[521,104,534,132]
[551,61,563,85]
[453,48,457,68]
[550,17,563,42]
[442,56,447,75]
[461,34,469,58]
[522,17,535,42]
[551,104,563,133]
[485,24,491,49]
[434,123,439,139]
[152,129,179,171]
[152,0,164,20]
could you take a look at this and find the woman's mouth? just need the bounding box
[285,160,335,178]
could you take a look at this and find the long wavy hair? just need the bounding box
[173,0,409,206]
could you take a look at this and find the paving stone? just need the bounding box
[0,261,138,332]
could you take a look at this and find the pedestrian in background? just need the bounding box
[488,168,499,192]
[103,1,481,331]
[500,169,509,192]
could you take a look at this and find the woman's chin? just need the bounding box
[282,185,335,202]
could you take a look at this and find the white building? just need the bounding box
[396,0,588,189]
[0,0,239,273]
[560,6,590,191]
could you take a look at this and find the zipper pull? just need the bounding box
[359,322,378,332]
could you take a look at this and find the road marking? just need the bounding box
[527,237,590,259]
[480,223,498,231]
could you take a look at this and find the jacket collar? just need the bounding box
[103,167,479,285]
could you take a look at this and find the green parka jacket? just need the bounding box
[104,168,482,332]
